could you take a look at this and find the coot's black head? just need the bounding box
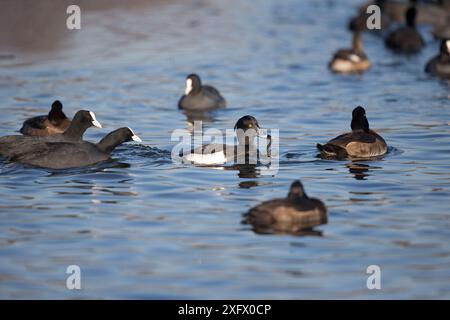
[72,110,103,129]
[61,110,102,140]
[185,74,202,95]
[405,6,417,27]
[97,127,142,154]
[112,127,142,143]
[288,180,307,200]
[351,106,370,131]
[440,39,450,56]
[48,100,67,122]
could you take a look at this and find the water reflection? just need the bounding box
[226,164,259,179]
[346,162,383,180]
[45,160,131,177]
[183,110,217,125]
[243,222,324,237]
[347,162,370,180]
[238,180,259,189]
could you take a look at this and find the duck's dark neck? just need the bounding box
[352,31,363,52]
[351,116,370,132]
[237,132,257,146]
[48,108,66,125]
[97,131,127,154]
[406,8,417,28]
[288,189,307,200]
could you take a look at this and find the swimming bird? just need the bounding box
[317,106,388,159]
[385,6,425,54]
[0,110,102,159]
[20,100,71,136]
[377,0,448,26]
[329,31,371,74]
[181,115,270,165]
[178,74,226,111]
[425,39,450,79]
[243,180,328,234]
[2,127,141,169]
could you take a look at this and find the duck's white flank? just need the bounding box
[331,59,353,73]
[349,54,361,62]
[185,151,227,165]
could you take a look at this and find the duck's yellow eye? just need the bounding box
[248,124,253,128]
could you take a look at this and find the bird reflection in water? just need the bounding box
[183,110,217,132]
[346,162,382,180]
[225,164,260,188]
[247,225,324,237]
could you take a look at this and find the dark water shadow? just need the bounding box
[182,109,218,124]
[43,159,130,177]
[346,162,383,180]
[241,221,324,237]
[225,164,259,179]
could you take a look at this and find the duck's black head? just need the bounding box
[288,180,307,200]
[234,115,260,132]
[440,39,450,56]
[351,106,370,132]
[352,30,364,52]
[185,74,202,95]
[405,6,417,27]
[234,115,261,145]
[48,100,67,123]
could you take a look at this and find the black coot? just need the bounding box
[3,127,141,169]
[178,74,226,111]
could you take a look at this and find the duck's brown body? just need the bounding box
[246,198,327,231]
[385,7,425,54]
[329,31,371,74]
[244,181,327,235]
[20,116,71,136]
[20,100,71,137]
[319,129,387,158]
[317,106,388,159]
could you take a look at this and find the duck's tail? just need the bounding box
[316,143,348,159]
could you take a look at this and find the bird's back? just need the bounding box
[11,141,108,169]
